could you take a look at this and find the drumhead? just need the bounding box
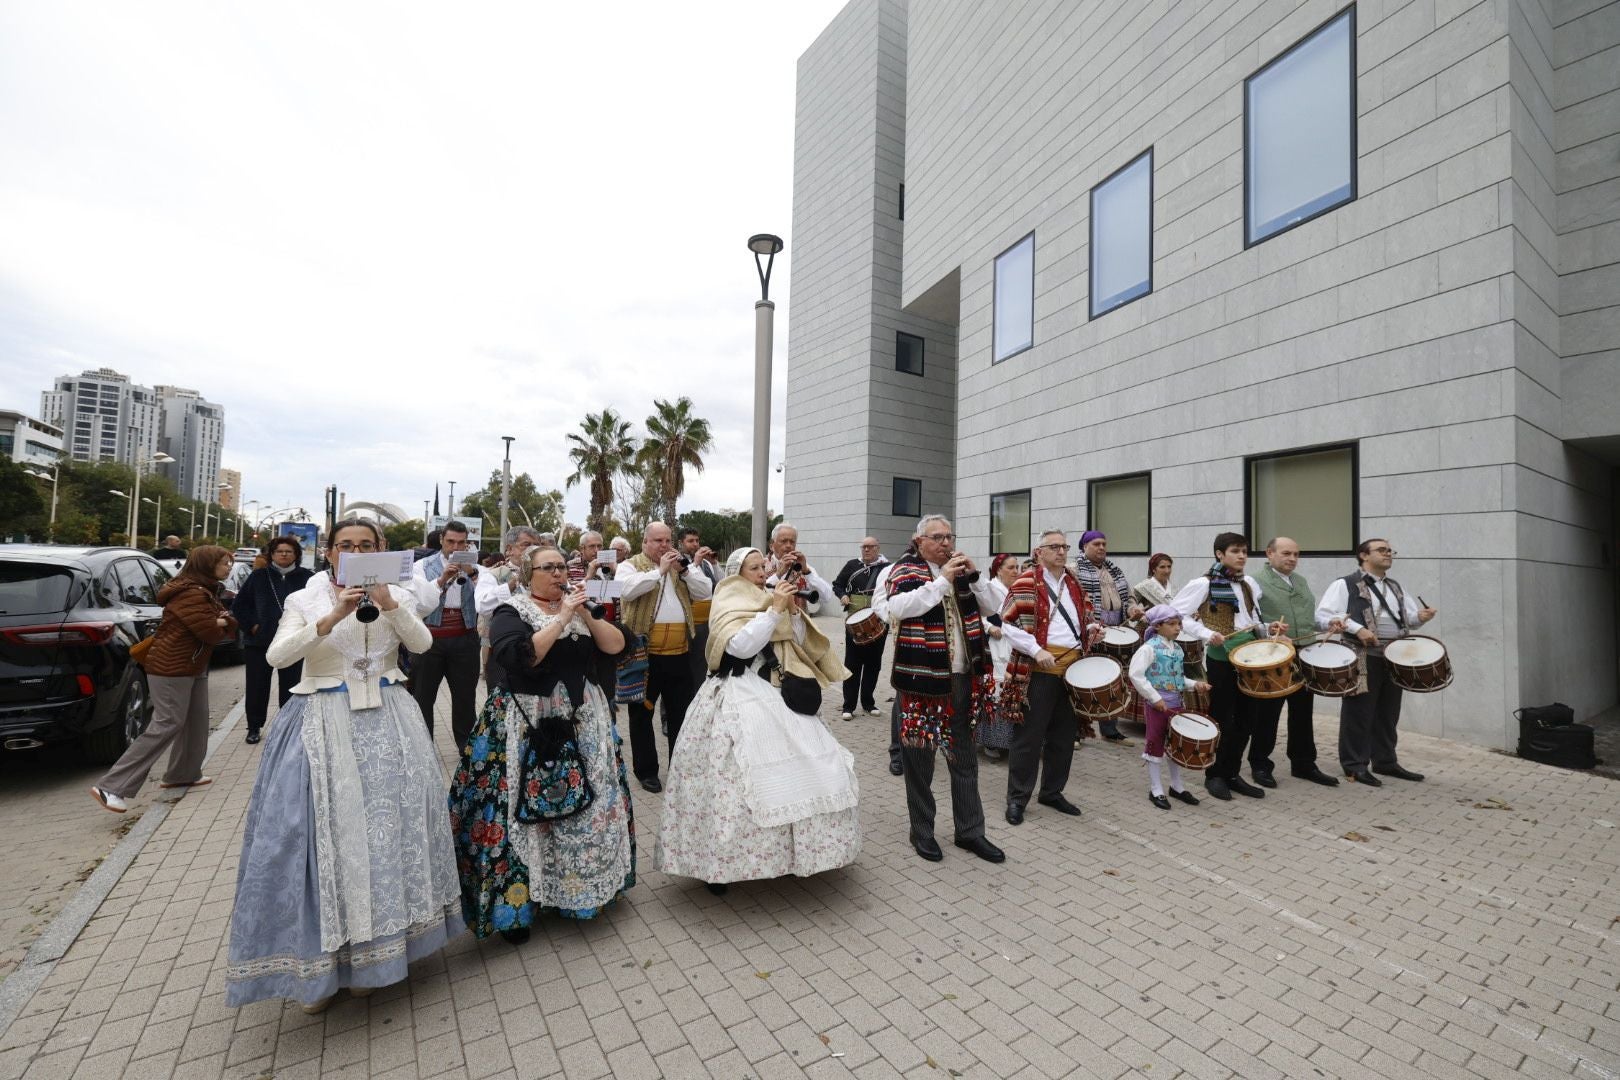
[1299,641,1356,667]
[1176,630,1199,644]
[1064,656,1122,689]
[1230,639,1292,668]
[1170,712,1219,739]
[846,610,878,626]
[1102,626,1138,645]
[1385,636,1445,665]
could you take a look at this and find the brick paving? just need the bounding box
[1,631,1617,1079]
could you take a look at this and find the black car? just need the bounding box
[0,545,168,763]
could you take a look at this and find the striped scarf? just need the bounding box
[887,553,993,758]
[999,568,1095,737]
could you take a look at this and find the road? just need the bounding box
[0,658,246,981]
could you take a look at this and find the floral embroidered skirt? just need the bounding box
[226,686,464,1007]
[448,684,635,938]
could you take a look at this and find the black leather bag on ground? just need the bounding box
[1513,703,1574,727]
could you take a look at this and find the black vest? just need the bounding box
[1341,572,1407,636]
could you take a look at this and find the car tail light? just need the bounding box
[76,674,95,696]
[1,623,117,646]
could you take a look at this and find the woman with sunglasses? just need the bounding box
[225,519,463,1013]
[448,545,634,944]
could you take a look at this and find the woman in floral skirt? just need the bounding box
[448,545,633,943]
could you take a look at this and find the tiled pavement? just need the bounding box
[1,638,1618,1079]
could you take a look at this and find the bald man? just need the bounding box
[1253,537,1342,787]
[831,536,891,719]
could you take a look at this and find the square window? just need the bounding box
[896,331,925,376]
[989,489,1031,556]
[1088,474,1150,555]
[1089,149,1153,318]
[1246,444,1357,555]
[1245,7,1356,245]
[892,477,921,518]
[993,233,1034,363]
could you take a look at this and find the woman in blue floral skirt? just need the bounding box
[448,545,634,943]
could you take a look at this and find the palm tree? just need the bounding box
[637,397,714,525]
[565,409,639,533]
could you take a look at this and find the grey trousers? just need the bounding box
[1006,672,1078,808]
[901,674,986,845]
[99,673,211,798]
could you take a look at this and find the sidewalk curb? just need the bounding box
[0,696,245,1039]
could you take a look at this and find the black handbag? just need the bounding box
[510,696,594,823]
[779,673,823,715]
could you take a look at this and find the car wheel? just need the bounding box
[80,670,151,765]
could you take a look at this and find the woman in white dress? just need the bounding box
[975,553,1020,761]
[655,548,860,894]
[226,519,463,1013]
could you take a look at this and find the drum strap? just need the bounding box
[1365,576,1406,632]
[1044,579,1083,641]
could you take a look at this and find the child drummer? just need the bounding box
[1128,606,1213,809]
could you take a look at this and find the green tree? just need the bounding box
[565,409,639,534]
[0,457,48,540]
[637,397,713,525]
[384,519,426,551]
[672,508,783,563]
[457,470,565,539]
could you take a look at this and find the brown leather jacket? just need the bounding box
[143,578,238,677]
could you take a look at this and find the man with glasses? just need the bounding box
[476,526,545,686]
[1316,539,1437,786]
[831,536,890,720]
[411,520,485,748]
[885,515,1005,864]
[995,529,1102,825]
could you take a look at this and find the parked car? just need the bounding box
[0,545,170,763]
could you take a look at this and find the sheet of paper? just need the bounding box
[337,550,415,586]
[585,579,622,601]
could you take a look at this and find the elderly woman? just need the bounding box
[448,545,633,944]
[232,535,315,744]
[656,548,860,894]
[226,519,462,1013]
[1132,552,1176,612]
[975,553,1020,762]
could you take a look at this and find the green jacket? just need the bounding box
[1255,563,1316,644]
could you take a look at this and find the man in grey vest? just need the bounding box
[411,520,486,748]
[1253,537,1342,788]
[1315,538,1436,786]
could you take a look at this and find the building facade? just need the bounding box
[784,0,1620,749]
[154,386,226,504]
[0,411,63,468]
[218,468,241,512]
[39,368,162,469]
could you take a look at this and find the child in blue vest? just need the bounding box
[1128,605,1212,809]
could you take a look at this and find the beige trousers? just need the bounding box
[97,674,211,798]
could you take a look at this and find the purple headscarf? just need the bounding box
[1144,604,1182,632]
[1079,530,1106,548]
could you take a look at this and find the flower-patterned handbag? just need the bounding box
[509,695,594,823]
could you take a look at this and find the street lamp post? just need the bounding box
[499,436,515,543]
[24,465,59,540]
[177,506,198,538]
[143,496,162,546]
[422,500,431,546]
[240,499,259,545]
[129,450,174,544]
[747,233,784,551]
[447,481,457,519]
[108,489,132,542]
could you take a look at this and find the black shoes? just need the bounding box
[1036,794,1082,816]
[1005,801,1024,825]
[1226,775,1265,798]
[1205,776,1232,801]
[1169,788,1199,805]
[912,836,944,862]
[245,730,262,745]
[500,926,530,945]
[1345,767,1382,786]
[704,881,729,896]
[1149,792,1171,810]
[1252,769,1278,789]
[1291,766,1340,786]
[1373,763,1425,782]
[639,777,663,793]
[888,760,904,776]
[1101,731,1127,742]
[953,836,1005,863]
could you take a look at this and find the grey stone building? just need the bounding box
[783,0,1620,749]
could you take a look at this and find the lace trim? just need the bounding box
[225,904,458,982]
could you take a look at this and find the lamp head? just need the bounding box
[109,489,127,497]
[152,451,174,463]
[747,234,783,256]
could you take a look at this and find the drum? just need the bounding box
[1229,637,1302,699]
[1166,712,1220,770]
[1383,635,1453,692]
[1063,656,1131,719]
[1298,640,1359,697]
[1096,625,1140,663]
[845,608,885,646]
[1176,630,1204,670]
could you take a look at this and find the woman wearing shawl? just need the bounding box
[655,548,861,894]
[1131,553,1176,612]
[974,553,1020,761]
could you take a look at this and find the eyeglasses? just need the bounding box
[1369,547,1397,555]
[1041,543,1070,552]
[923,533,955,543]
[332,541,377,552]
[533,563,569,574]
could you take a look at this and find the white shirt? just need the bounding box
[885,561,1003,674]
[410,554,484,617]
[474,562,524,617]
[1170,574,1266,643]
[1316,572,1425,640]
[870,562,896,622]
[725,607,805,659]
[997,568,1085,658]
[616,557,715,623]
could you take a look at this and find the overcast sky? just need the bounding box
[0,2,849,529]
